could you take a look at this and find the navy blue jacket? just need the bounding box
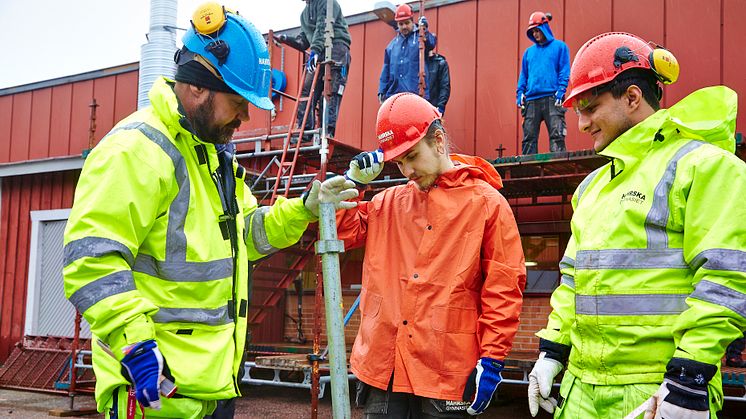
[516,23,570,104]
[379,27,437,100]
[426,53,450,114]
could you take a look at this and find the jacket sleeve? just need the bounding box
[478,193,527,360]
[379,45,392,96]
[335,190,370,251]
[671,150,746,366]
[424,30,437,50]
[516,52,528,104]
[556,42,571,99]
[309,1,328,53]
[241,186,317,262]
[536,238,577,348]
[436,58,451,112]
[63,134,162,349]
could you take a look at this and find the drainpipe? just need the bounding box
[138,0,177,109]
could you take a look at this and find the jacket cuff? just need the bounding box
[538,338,571,365]
[664,357,717,390]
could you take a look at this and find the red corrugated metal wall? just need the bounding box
[242,0,745,157]
[0,172,78,362]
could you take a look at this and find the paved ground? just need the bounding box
[0,383,744,418]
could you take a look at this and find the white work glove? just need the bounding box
[528,353,563,417]
[345,149,384,186]
[642,358,715,419]
[303,176,358,217]
[554,97,563,107]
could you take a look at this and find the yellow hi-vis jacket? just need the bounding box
[63,77,317,411]
[537,86,746,410]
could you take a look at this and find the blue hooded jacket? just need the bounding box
[516,23,570,104]
[378,26,437,100]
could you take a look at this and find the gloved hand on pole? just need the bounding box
[643,358,716,419]
[463,357,504,415]
[303,176,359,217]
[527,352,563,417]
[418,15,429,29]
[345,150,384,186]
[306,50,319,73]
[120,339,176,410]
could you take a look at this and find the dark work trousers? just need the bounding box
[295,42,351,138]
[362,382,472,419]
[726,333,746,360]
[521,95,567,155]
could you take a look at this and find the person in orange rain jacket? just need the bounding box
[336,92,526,418]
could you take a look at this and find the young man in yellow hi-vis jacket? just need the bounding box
[62,4,357,418]
[527,32,746,419]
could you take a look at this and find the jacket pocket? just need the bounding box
[155,324,235,398]
[431,305,479,373]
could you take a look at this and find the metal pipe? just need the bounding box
[233,128,320,145]
[236,145,320,159]
[316,200,351,418]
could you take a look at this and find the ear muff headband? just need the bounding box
[648,48,679,84]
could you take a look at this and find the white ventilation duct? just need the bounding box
[138,0,178,109]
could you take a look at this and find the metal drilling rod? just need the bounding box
[316,201,351,419]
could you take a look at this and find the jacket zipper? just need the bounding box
[206,151,242,394]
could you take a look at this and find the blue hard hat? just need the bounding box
[271,69,287,99]
[182,12,274,110]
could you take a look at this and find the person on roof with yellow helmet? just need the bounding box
[62,3,357,418]
[527,32,746,419]
[336,93,526,417]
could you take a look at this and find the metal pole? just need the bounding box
[418,0,426,97]
[69,310,82,409]
[316,202,351,419]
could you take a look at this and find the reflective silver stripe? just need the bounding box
[133,254,233,282]
[576,293,689,315]
[576,167,602,203]
[575,248,689,269]
[690,280,746,319]
[64,237,135,267]
[133,123,191,262]
[559,256,575,271]
[152,305,232,326]
[691,249,746,273]
[561,274,575,289]
[68,270,136,313]
[645,141,705,249]
[249,206,280,255]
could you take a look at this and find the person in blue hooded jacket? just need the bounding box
[516,12,570,155]
[378,3,437,102]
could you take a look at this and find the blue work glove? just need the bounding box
[554,92,564,107]
[306,50,318,73]
[418,16,429,28]
[643,358,717,419]
[120,340,168,410]
[463,357,504,415]
[345,149,384,186]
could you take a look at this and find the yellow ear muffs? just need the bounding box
[191,2,227,36]
[649,48,679,84]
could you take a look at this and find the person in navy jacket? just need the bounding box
[378,3,436,102]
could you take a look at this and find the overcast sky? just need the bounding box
[0,0,378,89]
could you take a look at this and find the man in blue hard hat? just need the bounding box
[63,3,358,418]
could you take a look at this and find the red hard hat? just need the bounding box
[564,32,679,107]
[394,4,413,22]
[377,93,442,161]
[527,11,550,30]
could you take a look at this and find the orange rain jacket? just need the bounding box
[338,154,526,401]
